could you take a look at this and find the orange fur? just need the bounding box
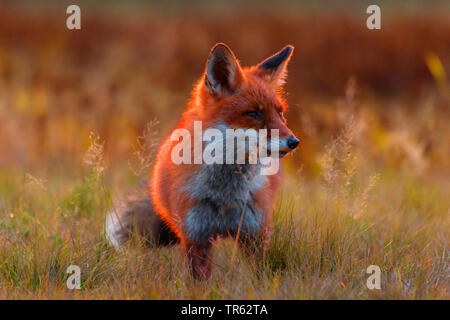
[150,43,297,279]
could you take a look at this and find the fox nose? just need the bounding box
[287,136,300,150]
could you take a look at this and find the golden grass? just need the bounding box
[0,116,448,299]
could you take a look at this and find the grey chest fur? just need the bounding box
[184,163,267,244]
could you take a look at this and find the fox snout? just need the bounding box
[266,134,299,158]
[287,135,300,150]
[277,135,300,157]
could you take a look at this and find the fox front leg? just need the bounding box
[184,240,213,280]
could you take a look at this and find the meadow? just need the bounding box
[0,1,448,299]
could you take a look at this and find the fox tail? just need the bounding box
[105,180,179,248]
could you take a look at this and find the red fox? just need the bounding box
[106,43,299,280]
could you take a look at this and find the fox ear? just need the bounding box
[204,43,245,98]
[256,45,294,87]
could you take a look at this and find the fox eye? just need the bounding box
[243,110,264,121]
[279,111,286,121]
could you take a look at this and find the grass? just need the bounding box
[0,123,447,299]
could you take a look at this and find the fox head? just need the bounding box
[195,43,299,157]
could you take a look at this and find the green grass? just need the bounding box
[0,157,447,299]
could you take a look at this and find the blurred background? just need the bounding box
[0,0,448,178]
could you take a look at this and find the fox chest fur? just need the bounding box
[183,162,267,244]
